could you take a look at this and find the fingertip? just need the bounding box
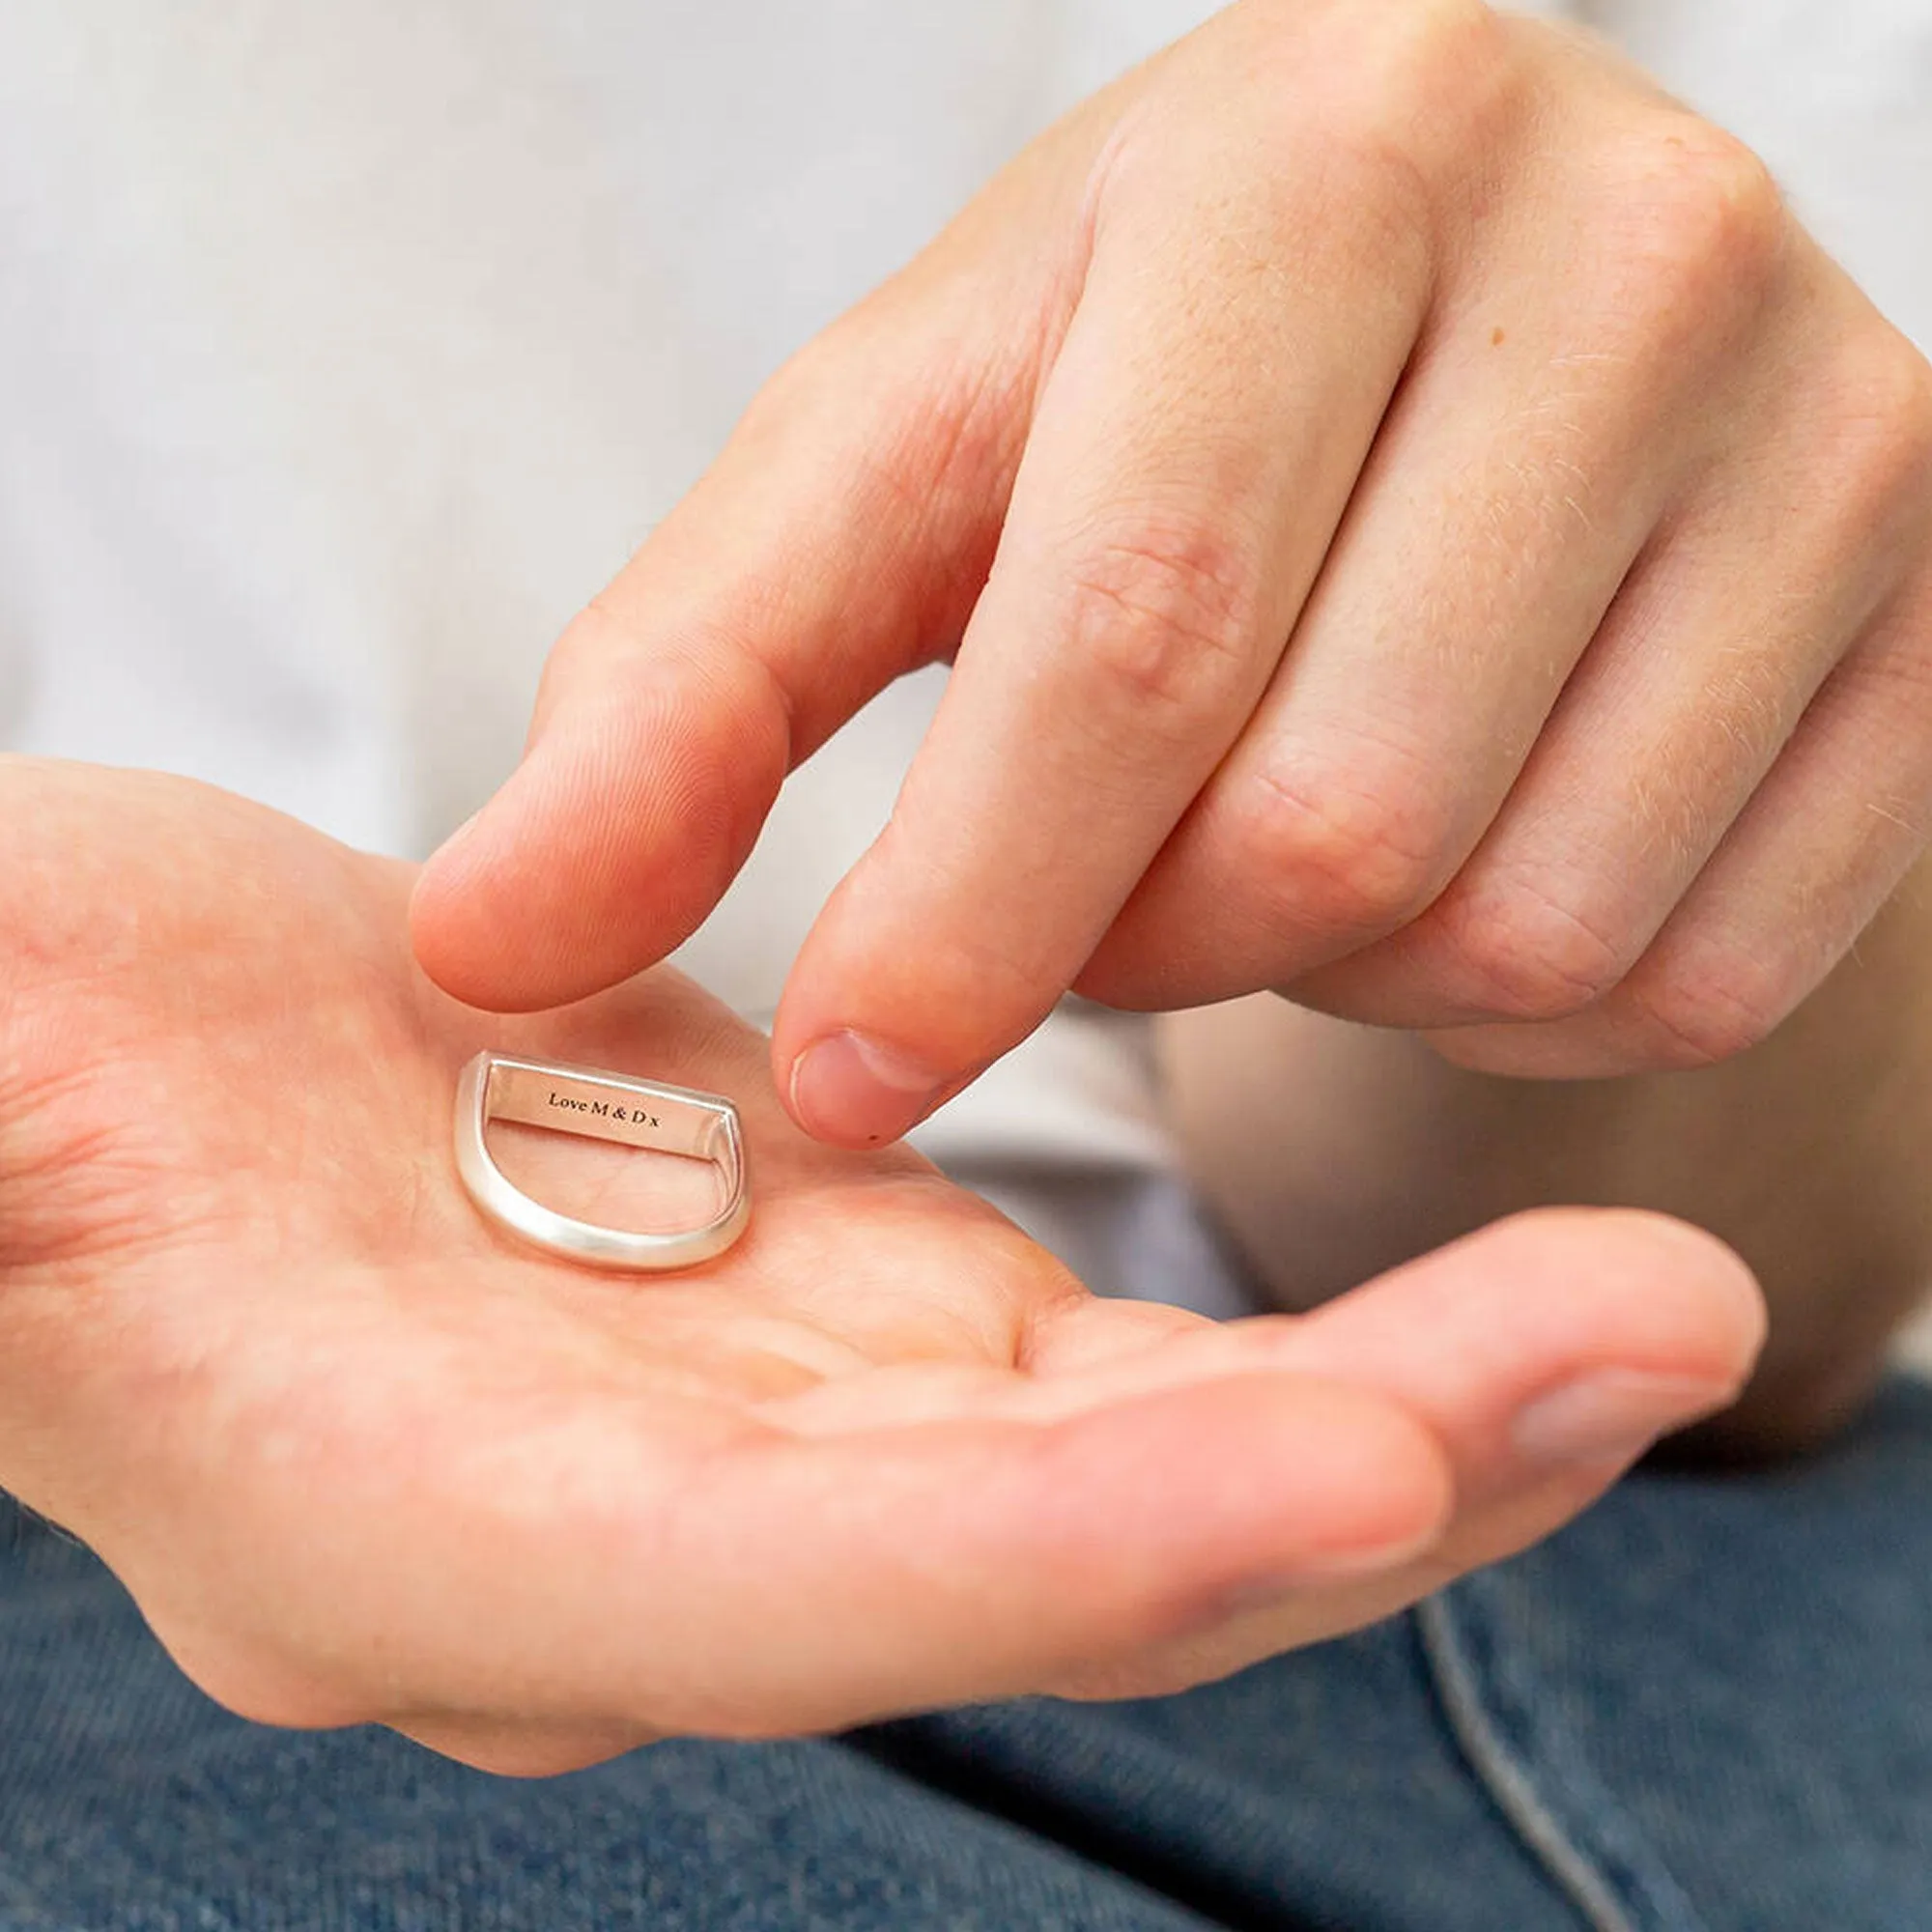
[409,730,646,1011]
[1475,1207,1768,1388]
[411,644,788,1012]
[1601,1208,1769,1376]
[409,790,525,1009]
[783,1029,952,1148]
[769,853,998,1147]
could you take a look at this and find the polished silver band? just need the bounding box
[454,1051,750,1271]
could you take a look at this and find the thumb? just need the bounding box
[408,265,1052,1013]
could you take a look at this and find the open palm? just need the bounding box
[0,759,1762,1774]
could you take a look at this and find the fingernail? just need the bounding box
[1205,1519,1449,1623]
[788,1031,948,1147]
[1512,1370,1734,1465]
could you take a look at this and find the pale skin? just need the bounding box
[414,1,1932,1128]
[403,0,1932,1444]
[0,760,1759,1773]
[11,0,1931,1775]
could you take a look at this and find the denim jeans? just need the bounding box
[5,1374,1932,1932]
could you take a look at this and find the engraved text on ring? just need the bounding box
[549,1090,662,1130]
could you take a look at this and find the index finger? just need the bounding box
[777,142,1427,1145]
[407,266,1042,1013]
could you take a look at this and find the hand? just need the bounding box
[0,759,1758,1769]
[411,0,1932,1145]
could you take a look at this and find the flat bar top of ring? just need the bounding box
[455,1051,750,1272]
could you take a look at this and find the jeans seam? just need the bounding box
[1414,1587,1712,1932]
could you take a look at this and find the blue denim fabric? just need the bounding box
[6,1379,1932,1931]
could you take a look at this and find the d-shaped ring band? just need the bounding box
[454,1052,750,1271]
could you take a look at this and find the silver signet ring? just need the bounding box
[454,1052,750,1272]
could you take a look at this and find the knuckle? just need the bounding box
[1264,0,1520,235]
[1060,525,1264,729]
[1819,328,1932,523]
[1142,0,1525,289]
[1604,117,1787,327]
[745,313,1025,537]
[745,298,916,424]
[1237,751,1448,942]
[734,331,838,449]
[1315,0,1515,144]
[1429,875,1633,1020]
[1620,940,1799,1066]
